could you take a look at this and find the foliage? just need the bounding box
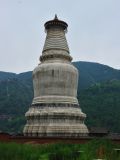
[0,139,120,160]
[0,74,33,133]
[78,80,120,132]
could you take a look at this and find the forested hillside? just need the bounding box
[78,80,120,133]
[0,61,120,133]
[74,61,120,92]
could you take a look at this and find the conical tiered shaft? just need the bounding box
[43,28,69,53]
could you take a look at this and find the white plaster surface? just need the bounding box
[23,17,89,137]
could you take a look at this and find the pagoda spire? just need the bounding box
[42,15,69,53]
[54,14,58,20]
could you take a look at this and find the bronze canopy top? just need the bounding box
[44,15,68,31]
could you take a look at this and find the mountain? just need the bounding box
[0,71,16,81]
[0,61,120,133]
[73,61,120,92]
[78,79,120,133]
[0,77,33,133]
[0,71,32,82]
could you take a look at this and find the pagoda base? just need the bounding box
[23,103,89,137]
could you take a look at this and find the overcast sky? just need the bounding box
[0,0,120,73]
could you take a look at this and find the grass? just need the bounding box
[0,139,120,160]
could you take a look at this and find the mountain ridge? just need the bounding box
[1,61,119,77]
[0,61,120,133]
[1,61,120,91]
